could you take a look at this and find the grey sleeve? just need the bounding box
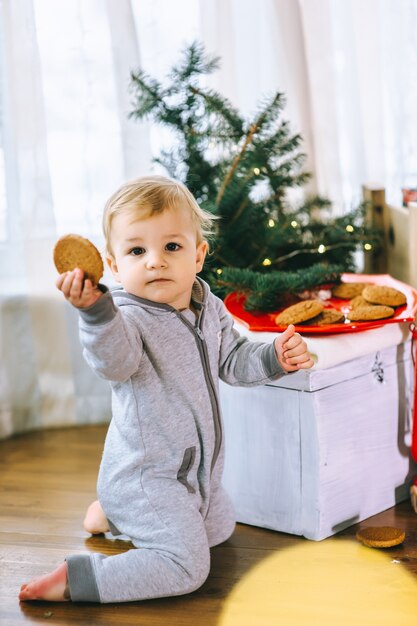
[214,296,287,386]
[77,286,117,325]
[77,289,143,382]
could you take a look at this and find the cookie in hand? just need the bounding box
[53,234,104,285]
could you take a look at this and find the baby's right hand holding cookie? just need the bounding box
[56,268,103,309]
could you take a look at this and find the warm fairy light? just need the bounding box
[291,220,298,228]
[268,219,275,227]
[253,167,260,175]
[262,258,272,266]
[216,268,223,275]
[318,244,326,253]
[364,243,373,251]
[346,224,354,232]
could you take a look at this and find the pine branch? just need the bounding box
[215,122,259,206]
[218,264,343,311]
[169,41,220,81]
[189,86,243,137]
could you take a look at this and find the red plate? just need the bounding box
[224,273,417,335]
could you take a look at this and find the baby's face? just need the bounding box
[107,205,208,309]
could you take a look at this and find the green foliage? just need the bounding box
[130,42,382,311]
[218,264,343,312]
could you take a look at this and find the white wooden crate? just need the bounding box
[220,341,415,540]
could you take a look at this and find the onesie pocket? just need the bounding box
[177,446,196,494]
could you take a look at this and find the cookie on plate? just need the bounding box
[356,526,405,548]
[332,282,368,299]
[350,295,368,309]
[53,234,104,285]
[347,305,394,321]
[307,308,345,326]
[275,300,324,326]
[362,285,407,307]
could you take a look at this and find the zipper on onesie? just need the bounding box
[175,308,223,476]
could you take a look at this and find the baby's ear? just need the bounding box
[106,255,121,282]
[196,240,208,273]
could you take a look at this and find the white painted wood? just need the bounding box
[220,342,415,540]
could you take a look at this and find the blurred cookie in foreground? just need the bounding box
[362,285,407,307]
[347,305,394,321]
[53,234,104,285]
[356,526,405,548]
[332,282,369,299]
[275,300,324,326]
[307,308,345,326]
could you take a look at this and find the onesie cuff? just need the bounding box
[262,342,287,378]
[66,554,101,602]
[78,286,117,325]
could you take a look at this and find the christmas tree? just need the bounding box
[129,42,381,312]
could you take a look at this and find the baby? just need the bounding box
[19,175,313,603]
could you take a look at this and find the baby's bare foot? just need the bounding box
[83,499,110,534]
[19,562,69,602]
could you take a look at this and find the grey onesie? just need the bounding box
[66,278,287,602]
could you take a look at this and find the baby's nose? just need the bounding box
[146,251,167,269]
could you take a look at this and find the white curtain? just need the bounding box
[200,0,417,211]
[1,0,417,437]
[199,0,317,198]
[0,0,199,437]
[299,0,417,210]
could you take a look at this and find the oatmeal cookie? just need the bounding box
[53,234,104,285]
[347,305,394,321]
[350,295,368,309]
[307,308,345,326]
[362,285,407,307]
[275,300,324,326]
[356,526,405,548]
[332,282,369,299]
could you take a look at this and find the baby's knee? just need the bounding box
[179,545,211,594]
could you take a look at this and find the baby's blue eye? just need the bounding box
[166,242,181,251]
[130,247,145,256]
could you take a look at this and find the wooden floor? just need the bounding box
[1,425,417,626]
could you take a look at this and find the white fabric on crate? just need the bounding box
[234,319,411,371]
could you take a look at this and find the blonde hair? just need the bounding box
[103,175,216,257]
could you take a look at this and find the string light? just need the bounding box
[262,258,272,266]
[253,167,260,175]
[291,220,298,228]
[269,240,375,265]
[346,224,354,232]
[216,268,223,275]
[268,219,275,228]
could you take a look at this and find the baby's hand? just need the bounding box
[274,324,314,372]
[56,268,102,309]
